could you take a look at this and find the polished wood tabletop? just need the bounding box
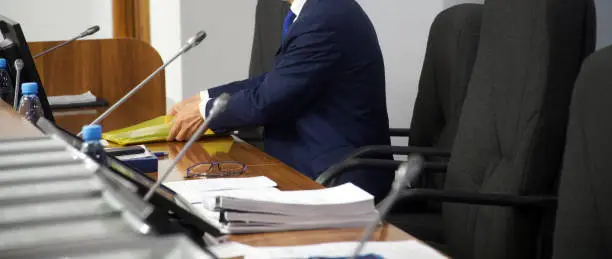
[143,137,415,247]
[0,100,419,249]
[144,138,321,191]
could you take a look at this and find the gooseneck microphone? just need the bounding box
[349,155,425,259]
[33,25,100,59]
[143,93,230,201]
[78,30,208,137]
[12,59,24,110]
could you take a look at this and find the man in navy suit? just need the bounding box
[168,0,393,201]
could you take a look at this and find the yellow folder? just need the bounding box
[102,115,215,146]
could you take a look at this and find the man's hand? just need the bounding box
[168,94,200,116]
[167,95,205,141]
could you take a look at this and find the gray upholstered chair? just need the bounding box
[318,3,484,196]
[318,0,597,258]
[403,3,483,151]
[317,3,483,244]
[320,3,483,171]
[552,45,612,259]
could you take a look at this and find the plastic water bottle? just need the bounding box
[0,58,15,105]
[80,124,107,165]
[18,82,44,124]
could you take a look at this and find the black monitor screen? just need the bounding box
[35,118,223,238]
[0,14,54,122]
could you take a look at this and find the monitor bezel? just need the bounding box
[35,118,224,238]
[0,14,54,122]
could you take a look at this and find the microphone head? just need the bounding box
[14,59,24,70]
[393,155,424,190]
[81,25,100,37]
[187,31,207,47]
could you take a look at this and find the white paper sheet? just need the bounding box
[198,188,282,210]
[209,240,447,259]
[163,176,278,203]
[48,91,97,106]
[218,183,373,206]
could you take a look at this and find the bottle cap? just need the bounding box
[21,82,38,95]
[81,124,102,141]
[0,58,6,68]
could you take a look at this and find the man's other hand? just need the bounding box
[167,95,204,141]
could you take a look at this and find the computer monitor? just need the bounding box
[35,117,224,240]
[0,14,54,122]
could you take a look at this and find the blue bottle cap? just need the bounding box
[82,124,102,141]
[21,82,39,95]
[0,58,6,68]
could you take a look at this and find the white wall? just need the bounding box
[179,1,257,99]
[595,0,612,49]
[444,0,484,8]
[0,0,112,41]
[357,1,445,146]
[150,0,183,109]
[152,0,257,110]
[357,0,483,146]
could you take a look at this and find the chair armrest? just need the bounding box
[316,158,447,186]
[234,127,264,141]
[397,188,557,209]
[345,145,451,160]
[389,128,411,137]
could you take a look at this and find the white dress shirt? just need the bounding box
[199,0,307,119]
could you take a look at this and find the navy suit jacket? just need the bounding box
[205,0,393,200]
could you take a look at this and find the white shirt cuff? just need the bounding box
[199,90,211,119]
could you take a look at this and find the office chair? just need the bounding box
[552,45,612,259]
[317,3,484,243]
[317,3,484,195]
[318,0,596,258]
[398,3,482,150]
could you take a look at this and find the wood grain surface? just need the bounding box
[144,137,322,191]
[113,0,151,43]
[28,39,165,134]
[143,137,416,247]
[230,223,411,247]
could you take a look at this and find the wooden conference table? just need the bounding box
[144,139,413,247]
[0,101,416,248]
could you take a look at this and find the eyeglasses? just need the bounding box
[185,161,247,179]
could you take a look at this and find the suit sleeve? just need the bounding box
[207,73,267,98]
[205,25,341,129]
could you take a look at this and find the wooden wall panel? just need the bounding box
[28,39,165,134]
[113,0,150,43]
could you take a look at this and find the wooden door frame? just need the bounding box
[113,0,150,43]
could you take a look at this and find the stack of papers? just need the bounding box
[48,91,97,106]
[163,177,378,234]
[163,176,278,204]
[209,240,447,259]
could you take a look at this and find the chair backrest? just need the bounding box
[409,3,483,149]
[249,0,290,78]
[443,0,596,258]
[552,45,612,259]
[238,0,290,148]
[28,39,165,134]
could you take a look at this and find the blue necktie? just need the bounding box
[282,10,297,41]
